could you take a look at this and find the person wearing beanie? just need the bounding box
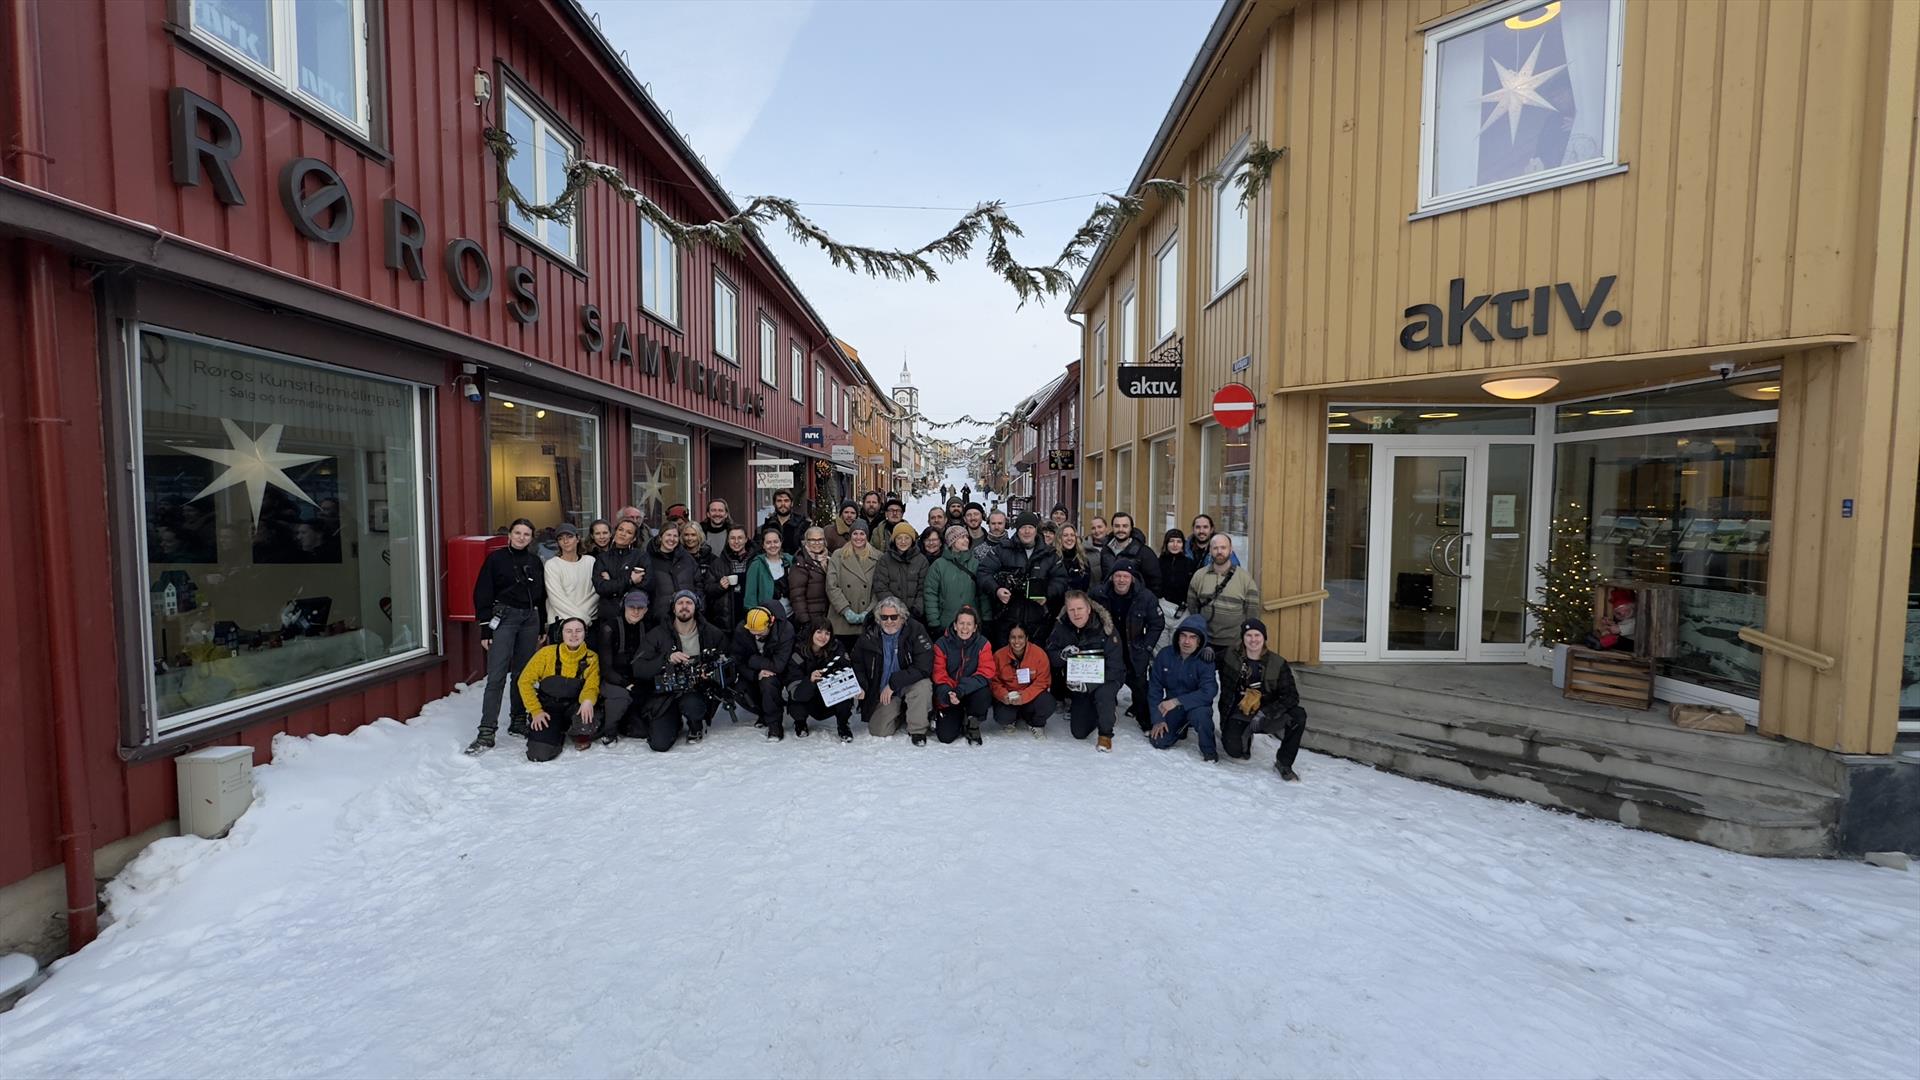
[1147,614,1221,762]
[1089,557,1165,729]
[827,518,880,648]
[829,500,863,553]
[932,605,998,745]
[1050,504,1071,531]
[731,605,795,738]
[874,520,932,628]
[642,590,727,750]
[596,589,663,743]
[962,503,988,547]
[975,507,1063,648]
[1219,618,1307,780]
[923,524,979,634]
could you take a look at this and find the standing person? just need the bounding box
[1054,524,1095,599]
[975,511,1061,648]
[861,491,886,537]
[469,518,547,753]
[1090,559,1164,729]
[1186,513,1240,572]
[679,520,712,608]
[699,499,735,557]
[1046,591,1124,750]
[786,622,860,741]
[1158,530,1191,611]
[932,606,997,745]
[787,527,834,635]
[960,483,972,505]
[704,525,755,632]
[924,525,979,633]
[597,591,661,742]
[760,489,806,555]
[829,501,862,552]
[990,622,1054,734]
[1187,533,1259,649]
[1050,504,1071,532]
[732,606,795,738]
[945,497,966,526]
[1147,615,1221,762]
[926,506,948,536]
[852,596,935,744]
[1218,618,1308,780]
[881,497,908,539]
[963,504,988,547]
[543,523,598,642]
[592,519,648,625]
[874,522,931,628]
[1100,512,1163,595]
[643,522,703,627]
[644,591,728,750]
[1086,516,1110,548]
[984,509,1010,546]
[517,617,601,761]
[584,518,613,558]
[743,528,794,619]
[615,505,648,543]
[827,521,879,648]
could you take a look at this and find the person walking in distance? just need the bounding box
[990,622,1055,734]
[468,518,546,754]
[1147,615,1221,762]
[1046,590,1125,750]
[932,606,997,745]
[786,621,860,741]
[852,595,935,744]
[517,617,601,762]
[1218,618,1308,781]
[543,522,598,642]
[1187,533,1260,650]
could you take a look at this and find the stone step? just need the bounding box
[1302,722,1836,857]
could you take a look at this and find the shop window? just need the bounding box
[188,0,371,135]
[1201,422,1253,554]
[1154,236,1179,343]
[1328,404,1535,436]
[630,424,691,528]
[1092,322,1108,396]
[712,274,739,362]
[758,314,778,387]
[488,395,600,535]
[1554,371,1779,434]
[501,84,580,266]
[1149,437,1176,536]
[1212,138,1250,293]
[1323,443,1373,643]
[1120,293,1137,366]
[1114,447,1134,523]
[136,329,429,735]
[1420,0,1624,214]
[641,216,678,323]
[790,342,805,403]
[1086,454,1103,518]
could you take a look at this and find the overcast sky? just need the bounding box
[580,0,1219,434]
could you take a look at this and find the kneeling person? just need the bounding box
[1147,615,1220,762]
[933,606,996,745]
[1046,591,1125,751]
[733,606,796,739]
[518,617,601,762]
[787,622,861,741]
[645,590,728,751]
[853,595,935,745]
[597,591,662,741]
[1219,618,1308,780]
[990,623,1055,733]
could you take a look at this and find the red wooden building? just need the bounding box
[0,0,861,956]
[1028,360,1080,519]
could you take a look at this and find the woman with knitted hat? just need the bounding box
[923,524,979,632]
[873,521,931,626]
[827,519,880,649]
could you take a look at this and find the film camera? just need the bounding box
[654,648,754,724]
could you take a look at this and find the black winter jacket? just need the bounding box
[785,637,852,694]
[704,543,756,632]
[1090,580,1165,674]
[974,537,1064,621]
[1218,648,1305,724]
[644,542,703,622]
[472,545,546,640]
[598,614,665,688]
[731,616,795,680]
[1099,533,1163,595]
[1046,604,1124,688]
[851,615,935,721]
[592,544,649,613]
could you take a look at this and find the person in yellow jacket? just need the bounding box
[517,616,601,762]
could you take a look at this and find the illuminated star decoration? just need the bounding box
[633,463,668,515]
[1479,38,1567,142]
[173,419,327,524]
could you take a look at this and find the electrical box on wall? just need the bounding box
[175,746,255,839]
[446,535,509,621]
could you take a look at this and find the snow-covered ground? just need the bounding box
[0,682,1915,1079]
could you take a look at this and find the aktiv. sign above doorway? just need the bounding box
[1400,276,1622,351]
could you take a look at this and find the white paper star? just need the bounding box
[173,419,328,524]
[1479,38,1567,142]
[634,463,667,513]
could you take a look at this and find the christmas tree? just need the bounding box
[1526,516,1600,646]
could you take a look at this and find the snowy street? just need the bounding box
[0,686,1914,1079]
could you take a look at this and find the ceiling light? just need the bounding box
[1327,422,1352,429]
[1680,469,1699,476]
[1418,411,1460,419]
[536,409,548,419]
[1588,408,1634,416]
[1506,2,1561,30]
[501,400,515,409]
[1728,382,1783,401]
[1481,376,1560,400]
[1326,411,1350,419]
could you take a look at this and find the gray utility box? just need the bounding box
[175,746,255,838]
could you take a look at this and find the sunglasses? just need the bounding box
[877,613,903,622]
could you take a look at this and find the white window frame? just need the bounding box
[1154,235,1180,345]
[712,273,739,363]
[1211,137,1250,298]
[497,84,583,266]
[1414,0,1628,217]
[640,215,678,324]
[187,0,372,136]
[790,342,805,403]
[1120,292,1138,367]
[1092,321,1108,396]
[814,364,826,417]
[758,314,778,387]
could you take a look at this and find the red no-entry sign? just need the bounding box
[1211,382,1257,429]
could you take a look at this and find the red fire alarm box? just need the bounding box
[446,535,508,621]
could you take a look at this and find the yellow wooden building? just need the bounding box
[1073,0,1918,793]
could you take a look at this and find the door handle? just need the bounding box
[1438,533,1461,577]
[1454,532,1473,580]
[1427,535,1448,574]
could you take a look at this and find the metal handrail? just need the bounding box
[1736,627,1835,672]
[1263,589,1330,613]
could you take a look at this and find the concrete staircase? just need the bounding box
[1295,663,1843,856]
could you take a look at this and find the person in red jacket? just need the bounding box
[933,606,997,745]
[990,622,1054,733]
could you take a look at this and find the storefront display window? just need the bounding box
[1328,405,1534,436]
[1324,443,1372,643]
[1201,423,1252,552]
[630,424,691,528]
[1150,437,1177,535]
[488,395,600,534]
[1555,372,1781,434]
[1114,447,1134,522]
[136,329,429,732]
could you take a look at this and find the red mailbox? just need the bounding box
[446,535,508,621]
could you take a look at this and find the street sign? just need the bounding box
[800,427,824,446]
[830,444,856,464]
[1118,364,1182,399]
[1211,382,1257,430]
[1048,449,1076,470]
[755,470,795,488]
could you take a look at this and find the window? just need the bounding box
[790,342,805,403]
[135,328,429,735]
[1150,437,1177,535]
[758,315,778,387]
[640,216,678,323]
[1419,0,1624,214]
[629,424,691,529]
[1154,237,1179,343]
[1323,443,1374,644]
[1114,447,1134,523]
[499,85,580,265]
[1201,422,1253,554]
[712,274,738,362]
[1120,293,1138,367]
[188,0,371,135]
[814,364,825,416]
[488,395,601,532]
[831,382,840,426]
[1212,140,1250,292]
[1092,322,1108,395]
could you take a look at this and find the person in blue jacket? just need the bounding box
[1147,614,1220,761]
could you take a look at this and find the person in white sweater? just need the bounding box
[543,522,600,640]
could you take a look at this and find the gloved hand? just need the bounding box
[843,608,864,625]
[1237,688,1264,716]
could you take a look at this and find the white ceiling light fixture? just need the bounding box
[1728,382,1783,402]
[1481,375,1560,400]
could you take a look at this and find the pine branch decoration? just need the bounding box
[1198,140,1288,210]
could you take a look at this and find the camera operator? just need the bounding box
[732,606,795,738]
[597,591,663,742]
[643,590,727,751]
[975,511,1063,648]
[786,621,861,742]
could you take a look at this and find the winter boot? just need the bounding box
[1096,735,1112,753]
[686,722,705,744]
[1278,763,1301,782]
[464,731,495,755]
[508,716,530,738]
[766,721,786,741]
[836,720,854,743]
[1030,724,1045,739]
[573,735,592,752]
[795,720,811,738]
[600,731,618,746]
[910,733,927,746]
[1203,750,1219,763]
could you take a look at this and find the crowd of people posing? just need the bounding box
[466,488,1306,781]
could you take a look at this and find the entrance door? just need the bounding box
[1380,447,1478,659]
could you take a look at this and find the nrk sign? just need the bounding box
[1399,276,1622,351]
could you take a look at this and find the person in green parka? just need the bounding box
[743,526,795,621]
[924,524,981,632]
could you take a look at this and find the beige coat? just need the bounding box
[1186,561,1260,649]
[827,544,880,636]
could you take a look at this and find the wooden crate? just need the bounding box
[1563,646,1655,709]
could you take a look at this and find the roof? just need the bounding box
[1028,359,1081,421]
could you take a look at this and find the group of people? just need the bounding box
[466,488,1306,780]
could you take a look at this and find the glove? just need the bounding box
[1237,688,1264,716]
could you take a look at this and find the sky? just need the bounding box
[580,0,1220,435]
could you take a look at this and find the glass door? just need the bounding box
[1380,449,1475,658]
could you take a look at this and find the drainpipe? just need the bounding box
[6,0,99,953]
